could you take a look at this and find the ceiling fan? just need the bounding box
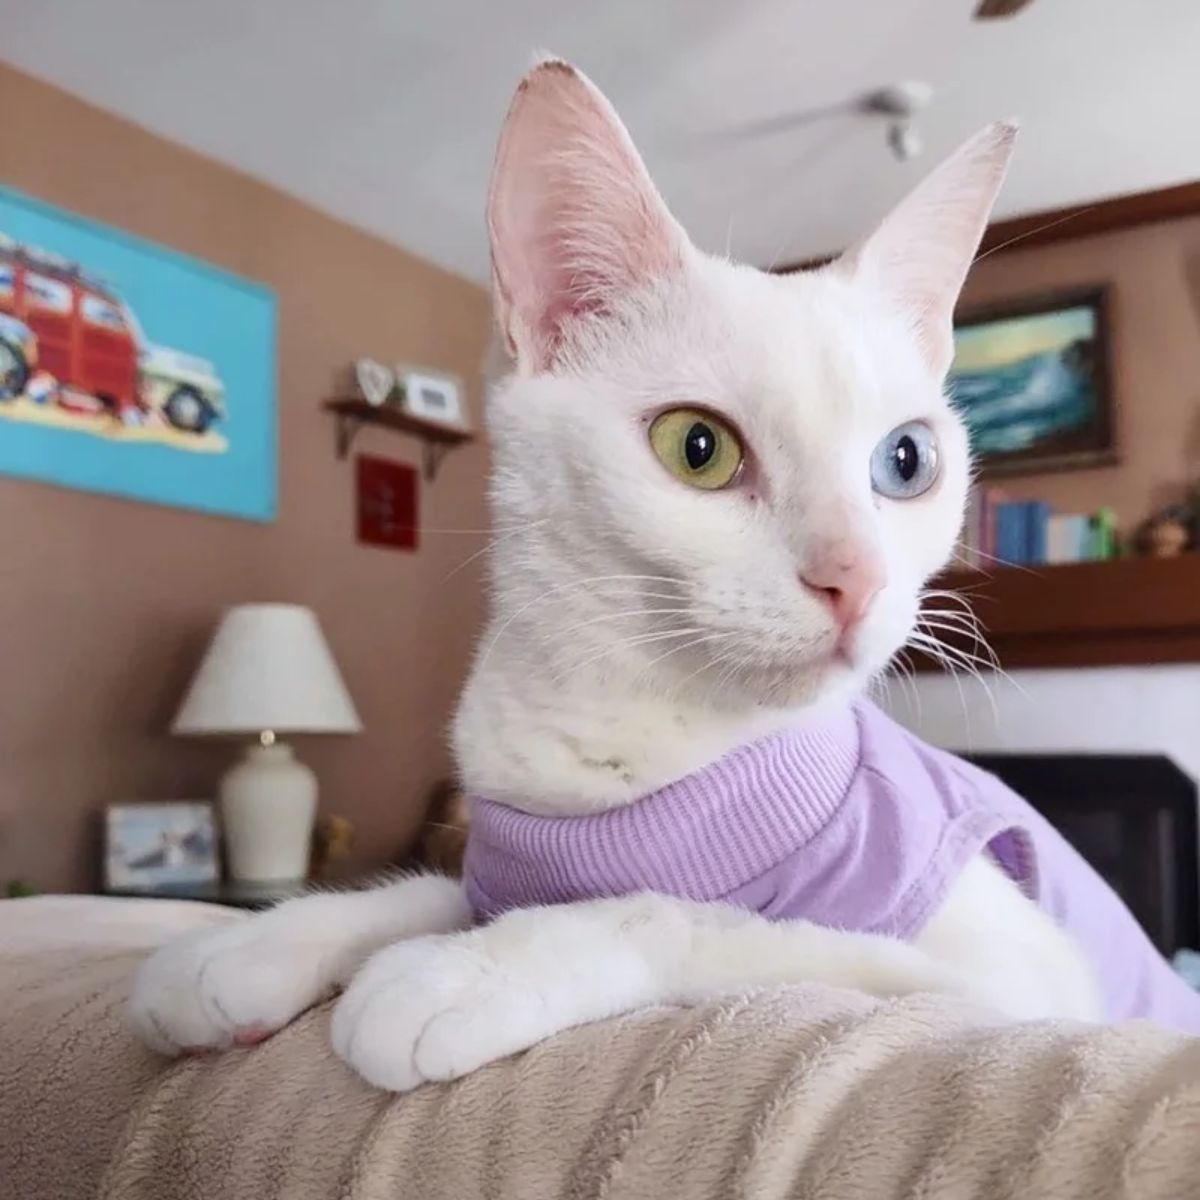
[701,81,935,164]
[701,3,1036,164]
[974,0,1036,18]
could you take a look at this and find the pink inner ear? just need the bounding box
[488,61,686,371]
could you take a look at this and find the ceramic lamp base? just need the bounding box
[219,742,316,883]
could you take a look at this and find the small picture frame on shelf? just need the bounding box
[396,367,468,431]
[104,801,219,891]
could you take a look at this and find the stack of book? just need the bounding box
[960,489,1117,568]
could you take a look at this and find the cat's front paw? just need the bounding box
[331,933,550,1092]
[128,920,332,1055]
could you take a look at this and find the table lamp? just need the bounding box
[172,604,362,883]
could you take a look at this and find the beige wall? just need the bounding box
[0,64,493,892]
[958,213,1200,532]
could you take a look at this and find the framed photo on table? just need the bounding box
[104,801,219,891]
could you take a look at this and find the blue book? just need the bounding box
[1017,501,1033,563]
[1080,511,1099,556]
[1026,501,1051,564]
[995,502,1022,565]
[1015,502,1033,564]
[1080,516,1099,561]
[993,504,1010,564]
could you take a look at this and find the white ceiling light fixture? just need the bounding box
[864,81,934,163]
[975,0,1037,19]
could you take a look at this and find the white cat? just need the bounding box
[129,59,1100,1091]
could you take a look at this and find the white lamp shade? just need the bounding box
[172,604,362,737]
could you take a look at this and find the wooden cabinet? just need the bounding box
[917,555,1200,669]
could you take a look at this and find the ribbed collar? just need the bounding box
[464,705,862,911]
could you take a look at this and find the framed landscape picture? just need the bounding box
[0,186,276,520]
[948,286,1115,476]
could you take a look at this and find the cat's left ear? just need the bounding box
[840,122,1017,377]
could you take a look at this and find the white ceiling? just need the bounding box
[5,0,1199,286]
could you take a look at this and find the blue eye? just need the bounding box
[870,421,940,499]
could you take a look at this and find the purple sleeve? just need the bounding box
[983,766,1200,1034]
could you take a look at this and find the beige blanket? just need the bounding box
[3,895,1199,1200]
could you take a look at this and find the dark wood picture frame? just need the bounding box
[950,285,1116,477]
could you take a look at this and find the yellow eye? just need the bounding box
[648,408,744,491]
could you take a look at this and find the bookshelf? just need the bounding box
[915,554,1200,670]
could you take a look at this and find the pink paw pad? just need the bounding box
[233,1026,274,1047]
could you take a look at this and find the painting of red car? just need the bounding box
[0,186,275,521]
[0,232,226,440]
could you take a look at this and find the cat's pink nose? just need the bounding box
[800,551,885,630]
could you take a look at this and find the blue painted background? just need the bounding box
[0,187,276,521]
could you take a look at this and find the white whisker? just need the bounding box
[442,520,549,582]
[952,540,1038,574]
[550,626,707,684]
[637,631,737,679]
[476,573,687,670]
[910,632,981,732]
[541,606,700,646]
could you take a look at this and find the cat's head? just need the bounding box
[481,59,1013,713]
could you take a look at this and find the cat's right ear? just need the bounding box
[488,59,688,373]
[838,122,1017,378]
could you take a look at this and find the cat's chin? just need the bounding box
[689,648,873,715]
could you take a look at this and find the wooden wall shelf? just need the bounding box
[324,397,473,480]
[916,554,1200,670]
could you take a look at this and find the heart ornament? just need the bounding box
[355,358,396,408]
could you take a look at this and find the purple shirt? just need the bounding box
[464,702,1200,1033]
